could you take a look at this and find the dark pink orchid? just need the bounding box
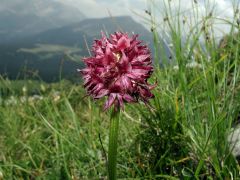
[79,32,155,110]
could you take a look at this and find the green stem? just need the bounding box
[108,109,120,180]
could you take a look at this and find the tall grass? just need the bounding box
[143,0,240,178]
[1,0,240,179]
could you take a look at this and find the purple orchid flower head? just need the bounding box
[79,32,155,110]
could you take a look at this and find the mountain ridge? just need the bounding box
[0,16,159,82]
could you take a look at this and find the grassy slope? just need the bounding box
[0,59,240,179]
[0,80,144,179]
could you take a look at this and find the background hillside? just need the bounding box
[0,16,155,82]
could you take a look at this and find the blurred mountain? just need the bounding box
[24,16,152,46]
[0,16,159,82]
[0,0,86,43]
[19,16,155,56]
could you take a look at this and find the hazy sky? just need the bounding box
[57,0,145,18]
[60,0,235,37]
[58,0,234,18]
[60,0,236,32]
[1,0,235,20]
[0,0,237,37]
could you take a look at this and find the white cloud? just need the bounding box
[1,0,236,38]
[58,0,131,17]
[147,0,236,39]
[57,0,149,21]
[56,0,237,39]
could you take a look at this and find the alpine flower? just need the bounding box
[80,32,155,110]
